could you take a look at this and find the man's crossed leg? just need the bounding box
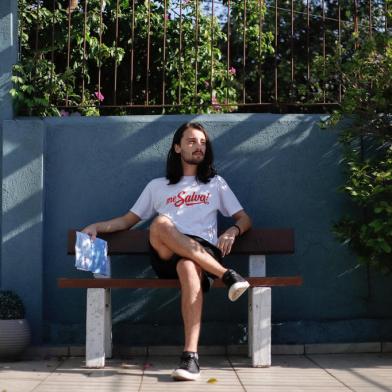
[149,215,250,381]
[150,215,227,278]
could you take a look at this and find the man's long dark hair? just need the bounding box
[166,122,217,184]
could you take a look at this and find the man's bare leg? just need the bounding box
[176,259,203,353]
[150,215,227,278]
[171,258,203,381]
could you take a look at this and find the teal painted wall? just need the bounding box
[0,0,17,123]
[0,0,18,290]
[2,114,392,345]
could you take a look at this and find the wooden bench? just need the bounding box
[58,228,302,368]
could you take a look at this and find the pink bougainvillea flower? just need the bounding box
[164,13,171,20]
[228,66,236,75]
[60,110,70,117]
[94,91,104,102]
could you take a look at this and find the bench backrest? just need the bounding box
[68,228,295,255]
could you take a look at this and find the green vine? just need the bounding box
[12,0,275,116]
[318,30,392,274]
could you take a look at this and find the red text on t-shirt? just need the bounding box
[166,191,211,207]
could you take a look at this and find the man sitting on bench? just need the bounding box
[82,121,252,381]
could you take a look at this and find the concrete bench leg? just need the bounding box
[248,291,253,358]
[248,255,271,366]
[104,288,112,358]
[249,287,271,367]
[86,288,106,368]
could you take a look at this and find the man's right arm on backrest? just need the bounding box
[95,211,141,232]
[82,211,141,238]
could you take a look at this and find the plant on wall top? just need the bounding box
[11,0,277,116]
[316,29,392,274]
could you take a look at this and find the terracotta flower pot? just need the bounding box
[0,319,31,360]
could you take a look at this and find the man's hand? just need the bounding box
[81,224,98,241]
[217,227,239,257]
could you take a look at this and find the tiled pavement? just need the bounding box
[1,354,392,392]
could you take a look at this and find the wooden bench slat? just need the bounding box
[58,276,303,289]
[68,228,295,255]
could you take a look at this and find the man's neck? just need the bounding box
[182,163,197,176]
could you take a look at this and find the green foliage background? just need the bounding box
[13,0,387,116]
[318,25,392,274]
[12,0,276,115]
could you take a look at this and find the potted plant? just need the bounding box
[0,290,31,360]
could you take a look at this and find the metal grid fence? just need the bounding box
[17,0,390,114]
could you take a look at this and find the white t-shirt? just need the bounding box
[130,175,243,246]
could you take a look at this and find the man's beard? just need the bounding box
[182,153,204,166]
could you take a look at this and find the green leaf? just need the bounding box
[379,241,391,253]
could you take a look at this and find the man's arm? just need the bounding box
[230,209,252,236]
[82,211,141,241]
[217,209,252,257]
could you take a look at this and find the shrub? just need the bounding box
[318,32,392,274]
[0,291,26,320]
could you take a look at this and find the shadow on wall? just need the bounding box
[3,114,391,345]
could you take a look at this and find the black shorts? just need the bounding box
[149,234,223,293]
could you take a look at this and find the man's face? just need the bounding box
[174,127,207,166]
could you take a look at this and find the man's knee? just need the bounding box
[150,215,174,237]
[177,259,202,281]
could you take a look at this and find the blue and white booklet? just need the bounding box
[75,231,110,277]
